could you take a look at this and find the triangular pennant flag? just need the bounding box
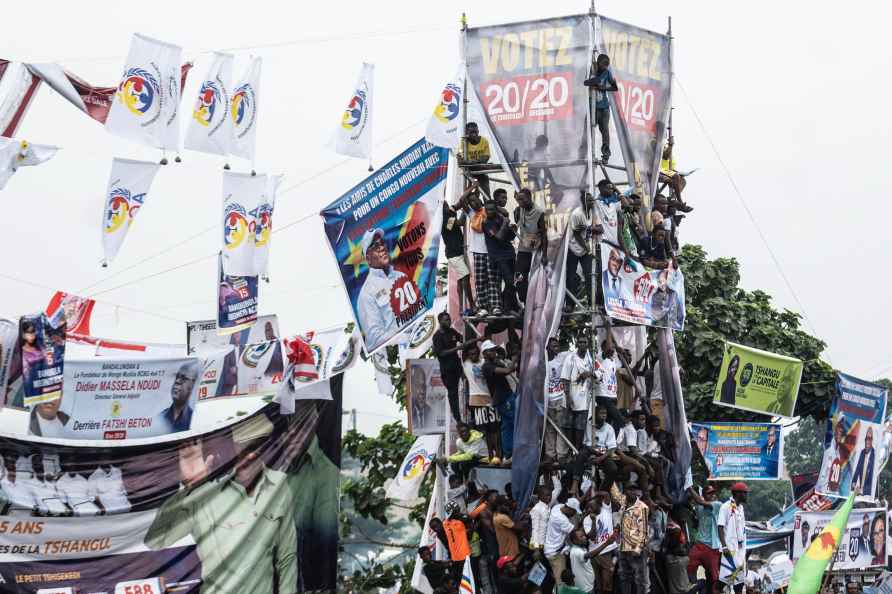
[425,65,465,150]
[331,62,373,161]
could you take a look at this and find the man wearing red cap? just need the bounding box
[718,483,749,594]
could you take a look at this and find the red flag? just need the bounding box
[285,334,318,381]
[45,291,95,337]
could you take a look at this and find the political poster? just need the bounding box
[398,295,448,362]
[712,341,803,418]
[834,372,888,425]
[320,138,448,354]
[187,315,284,400]
[691,422,783,480]
[45,291,95,338]
[767,472,839,531]
[31,357,201,440]
[17,314,66,408]
[792,508,888,570]
[0,396,343,593]
[406,359,450,436]
[816,414,884,500]
[595,16,671,204]
[465,15,593,189]
[599,243,686,330]
[216,253,258,335]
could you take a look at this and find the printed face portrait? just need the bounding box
[365,236,390,269]
[870,515,885,558]
[608,249,623,276]
[696,427,709,454]
[727,355,740,378]
[36,396,62,421]
[171,364,198,404]
[767,427,777,446]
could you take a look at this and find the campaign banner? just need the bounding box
[278,324,359,387]
[33,357,201,440]
[101,158,161,265]
[230,57,261,161]
[398,295,448,362]
[93,338,184,359]
[0,396,343,593]
[185,52,234,156]
[599,243,685,330]
[18,314,66,407]
[332,62,374,160]
[187,314,283,399]
[834,372,888,424]
[406,359,450,436]
[692,422,782,480]
[465,15,592,189]
[216,254,258,335]
[595,16,671,203]
[712,341,803,418]
[106,33,183,151]
[320,138,448,354]
[816,414,884,500]
[386,434,441,501]
[792,508,888,570]
[45,292,95,338]
[767,473,839,531]
[222,171,269,277]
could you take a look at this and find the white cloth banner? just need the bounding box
[101,158,161,264]
[0,62,41,137]
[231,56,261,161]
[331,62,373,159]
[424,65,465,150]
[372,351,394,397]
[106,33,183,151]
[222,170,267,276]
[387,434,441,501]
[0,137,58,190]
[185,52,234,156]
[397,295,448,365]
[410,468,447,594]
[253,173,281,277]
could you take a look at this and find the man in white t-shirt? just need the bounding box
[544,337,571,462]
[545,498,580,587]
[530,484,552,549]
[569,527,597,593]
[583,492,618,594]
[89,465,131,514]
[578,405,621,493]
[561,335,597,451]
[464,191,500,315]
[565,191,596,310]
[594,337,624,430]
[718,483,748,594]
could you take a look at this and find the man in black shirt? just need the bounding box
[443,185,477,315]
[639,226,670,269]
[432,312,485,422]
[419,545,451,589]
[483,201,519,316]
[481,341,517,463]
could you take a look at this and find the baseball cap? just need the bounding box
[566,497,582,513]
[232,413,274,444]
[481,340,498,352]
[360,228,385,254]
[730,482,749,493]
[496,555,515,569]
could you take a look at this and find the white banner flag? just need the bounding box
[106,33,183,151]
[253,173,282,277]
[424,65,465,150]
[331,62,373,159]
[398,295,448,364]
[0,138,58,190]
[386,434,441,501]
[101,158,161,265]
[222,171,267,276]
[231,56,261,161]
[185,52,234,156]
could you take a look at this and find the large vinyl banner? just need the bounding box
[0,397,342,593]
[320,138,448,354]
[466,16,595,511]
[792,508,888,570]
[692,422,782,480]
[595,17,671,203]
[466,15,592,189]
[18,314,66,408]
[600,243,685,330]
[187,315,284,400]
[712,341,803,418]
[216,254,258,335]
[31,357,202,440]
[833,373,888,424]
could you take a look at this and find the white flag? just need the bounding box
[185,52,234,156]
[387,434,441,501]
[410,469,446,594]
[106,33,183,151]
[331,62,373,159]
[459,556,476,594]
[0,138,58,190]
[221,171,266,276]
[252,173,281,276]
[101,158,160,264]
[230,56,261,161]
[372,351,394,397]
[425,66,465,150]
[398,295,448,364]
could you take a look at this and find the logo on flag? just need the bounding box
[105,188,131,233]
[231,83,257,136]
[342,87,368,132]
[224,203,250,250]
[116,68,159,117]
[434,83,462,123]
[194,81,223,127]
[402,450,432,479]
[251,202,273,247]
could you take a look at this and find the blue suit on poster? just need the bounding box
[603,270,623,305]
[761,437,780,478]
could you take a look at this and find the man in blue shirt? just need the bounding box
[584,54,618,163]
[687,485,723,594]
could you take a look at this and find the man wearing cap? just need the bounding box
[356,228,410,351]
[544,497,580,587]
[687,485,723,594]
[145,413,298,593]
[154,360,199,434]
[718,483,748,594]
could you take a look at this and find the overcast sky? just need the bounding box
[1,1,889,436]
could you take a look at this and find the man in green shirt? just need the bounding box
[145,413,298,594]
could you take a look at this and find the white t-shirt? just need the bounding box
[561,352,593,412]
[583,507,617,554]
[544,508,575,556]
[585,420,617,450]
[568,206,594,257]
[594,197,621,244]
[468,209,488,254]
[594,354,618,399]
[570,545,596,591]
[617,422,639,452]
[547,351,569,408]
[462,359,491,406]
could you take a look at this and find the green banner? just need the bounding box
[713,341,803,418]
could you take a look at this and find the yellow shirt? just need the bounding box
[465,137,491,163]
